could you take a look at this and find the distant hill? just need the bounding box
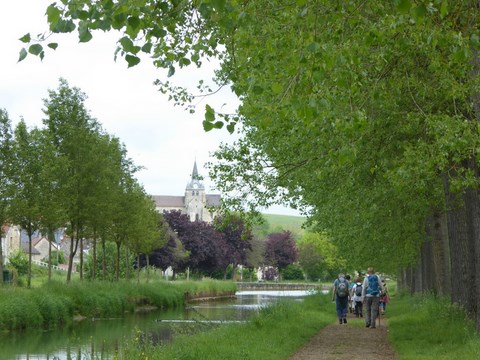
[257,213,308,239]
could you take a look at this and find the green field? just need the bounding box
[261,213,307,238]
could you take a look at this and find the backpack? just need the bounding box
[336,279,349,297]
[367,275,380,296]
[355,284,363,297]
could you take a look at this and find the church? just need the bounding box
[151,161,221,223]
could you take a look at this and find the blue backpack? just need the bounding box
[367,275,380,296]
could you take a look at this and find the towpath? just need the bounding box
[289,313,397,360]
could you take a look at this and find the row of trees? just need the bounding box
[25,1,480,330]
[0,79,166,286]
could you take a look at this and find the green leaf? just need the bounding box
[46,5,61,27]
[226,123,235,134]
[271,83,283,94]
[203,120,214,132]
[53,19,76,33]
[306,42,321,54]
[127,16,140,30]
[47,43,58,50]
[125,54,141,68]
[119,36,135,52]
[440,0,448,17]
[28,44,43,56]
[205,105,215,122]
[397,0,412,14]
[19,33,31,43]
[18,48,28,62]
[142,42,152,53]
[413,4,427,21]
[213,121,224,129]
[78,22,93,43]
[167,65,175,77]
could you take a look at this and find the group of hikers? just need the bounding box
[332,267,390,328]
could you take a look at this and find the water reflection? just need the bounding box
[6,290,316,360]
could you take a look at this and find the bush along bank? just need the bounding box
[0,279,236,332]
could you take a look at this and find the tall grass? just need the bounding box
[0,278,235,331]
[388,293,480,359]
[120,293,336,360]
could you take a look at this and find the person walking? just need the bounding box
[332,273,350,324]
[352,277,363,317]
[379,278,390,314]
[362,267,384,329]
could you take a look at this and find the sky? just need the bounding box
[0,1,300,216]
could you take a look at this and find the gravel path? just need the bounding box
[289,314,397,360]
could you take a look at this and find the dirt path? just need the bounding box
[289,314,397,360]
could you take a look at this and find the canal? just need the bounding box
[3,290,316,359]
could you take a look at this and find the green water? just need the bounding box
[1,290,311,359]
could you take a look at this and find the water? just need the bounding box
[2,290,314,360]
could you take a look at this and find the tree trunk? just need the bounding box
[27,227,32,288]
[48,229,53,281]
[0,228,4,286]
[67,226,80,282]
[101,238,106,280]
[115,240,121,281]
[92,228,97,281]
[443,174,476,315]
[425,211,451,296]
[463,159,480,329]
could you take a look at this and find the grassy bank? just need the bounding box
[388,293,480,359]
[120,293,336,360]
[0,279,235,332]
[119,285,480,360]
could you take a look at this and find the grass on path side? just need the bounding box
[121,293,336,360]
[388,293,480,360]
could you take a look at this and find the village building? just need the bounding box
[151,160,221,222]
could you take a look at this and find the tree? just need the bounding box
[36,128,68,281]
[42,78,103,282]
[0,110,14,282]
[214,213,253,279]
[264,231,297,275]
[162,210,225,276]
[9,121,43,287]
[297,232,347,282]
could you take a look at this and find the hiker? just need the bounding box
[362,267,384,329]
[345,274,354,313]
[352,277,363,317]
[332,273,350,324]
[379,278,390,315]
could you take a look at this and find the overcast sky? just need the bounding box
[0,1,300,216]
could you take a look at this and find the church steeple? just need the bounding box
[186,159,205,190]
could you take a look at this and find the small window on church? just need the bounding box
[192,191,195,195]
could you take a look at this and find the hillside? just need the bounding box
[258,213,307,239]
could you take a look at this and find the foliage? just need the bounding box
[213,213,253,276]
[84,241,135,281]
[281,263,305,281]
[7,250,29,276]
[264,231,297,270]
[41,250,66,266]
[297,232,347,282]
[389,293,480,359]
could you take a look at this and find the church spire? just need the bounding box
[192,159,199,180]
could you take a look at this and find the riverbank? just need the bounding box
[120,291,480,359]
[0,279,236,331]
